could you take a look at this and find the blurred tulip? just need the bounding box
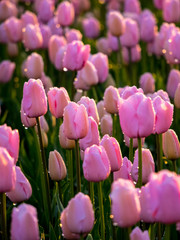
[139,72,155,94]
[124,0,141,14]
[55,45,67,70]
[107,32,119,51]
[174,83,180,108]
[100,114,113,136]
[7,42,18,57]
[21,11,38,27]
[130,226,150,240]
[39,24,52,49]
[97,100,107,120]
[0,60,15,83]
[82,16,100,39]
[59,123,75,149]
[37,0,54,23]
[48,16,63,36]
[104,86,120,114]
[167,69,180,98]
[4,17,22,42]
[20,100,36,128]
[0,0,17,22]
[153,0,163,9]
[57,1,75,27]
[65,29,82,43]
[0,23,9,43]
[113,157,133,181]
[96,37,111,56]
[124,134,145,148]
[163,0,180,23]
[107,11,125,37]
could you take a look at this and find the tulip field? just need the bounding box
[1,0,180,239]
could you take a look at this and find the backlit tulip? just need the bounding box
[107,11,125,36]
[21,11,38,27]
[24,53,44,79]
[4,17,22,42]
[57,1,75,27]
[0,1,17,22]
[104,86,120,114]
[163,0,180,23]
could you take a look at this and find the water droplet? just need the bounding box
[25,127,28,130]
[113,222,118,226]
[60,224,62,227]
[63,67,68,72]
[110,214,114,219]
[13,203,16,206]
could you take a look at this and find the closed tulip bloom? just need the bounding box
[39,24,52,49]
[55,45,67,70]
[63,101,89,140]
[139,72,155,94]
[0,1,17,22]
[40,72,53,94]
[124,0,141,14]
[0,124,19,163]
[153,0,163,9]
[130,227,150,240]
[65,192,94,234]
[48,87,70,118]
[48,150,67,181]
[104,86,120,114]
[174,83,180,108]
[59,123,75,149]
[20,101,36,128]
[39,116,49,133]
[63,40,90,71]
[167,69,180,98]
[140,11,157,42]
[100,114,113,136]
[57,1,75,27]
[119,93,155,138]
[0,60,15,83]
[11,203,39,240]
[153,96,173,134]
[148,170,180,223]
[113,157,133,181]
[120,85,144,99]
[0,22,9,43]
[78,96,99,124]
[4,17,22,42]
[97,100,107,120]
[79,117,100,151]
[162,129,180,160]
[37,0,54,23]
[131,148,155,184]
[163,0,180,23]
[107,11,125,37]
[110,179,141,227]
[83,145,111,182]
[65,29,82,43]
[25,53,44,79]
[22,24,43,50]
[100,134,123,172]
[90,52,109,83]
[48,16,63,36]
[107,32,119,52]
[21,11,38,28]
[83,16,100,39]
[6,166,32,203]
[22,79,47,118]
[96,37,112,56]
[7,42,18,57]
[0,147,16,193]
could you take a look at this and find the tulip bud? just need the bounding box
[97,100,107,120]
[57,1,75,27]
[82,16,100,39]
[107,11,125,37]
[55,46,67,71]
[139,72,155,94]
[163,0,180,23]
[7,42,18,57]
[162,129,180,160]
[0,1,17,22]
[37,0,54,23]
[104,86,120,114]
[124,0,141,14]
[4,17,22,42]
[21,11,38,27]
[0,147,16,193]
[49,150,67,181]
[113,157,133,181]
[100,114,113,136]
[66,29,82,43]
[59,123,75,149]
[130,226,150,240]
[21,101,36,128]
[0,60,15,83]
[167,69,180,99]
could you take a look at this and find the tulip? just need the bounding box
[174,83,180,108]
[107,11,125,37]
[4,17,22,43]
[162,129,180,160]
[110,178,141,227]
[96,37,112,56]
[83,145,111,182]
[131,148,155,184]
[21,11,38,27]
[78,96,99,124]
[100,134,123,172]
[104,86,120,114]
[7,42,18,57]
[153,0,163,9]
[0,147,16,193]
[20,101,37,128]
[63,101,89,140]
[57,1,75,27]
[97,100,107,120]
[130,226,150,240]
[82,16,100,39]
[0,1,17,22]
[123,134,145,148]
[48,87,70,118]
[90,52,109,83]
[59,123,75,149]
[0,124,19,163]
[11,203,39,240]
[100,114,113,136]
[113,157,133,181]
[39,24,52,49]
[48,150,67,181]
[119,93,155,138]
[37,0,54,23]
[22,24,43,50]
[0,60,15,83]
[6,166,32,203]
[120,85,143,99]
[22,78,47,118]
[63,40,90,71]
[124,0,141,14]
[107,32,119,52]
[79,117,100,151]
[24,53,44,79]
[163,0,180,23]
[55,45,67,71]
[40,72,53,94]
[48,16,63,36]
[139,72,155,94]
[65,29,82,43]
[166,69,180,98]
[0,22,9,43]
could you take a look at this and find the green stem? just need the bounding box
[172,160,177,172]
[89,182,94,207]
[112,114,117,138]
[117,38,123,87]
[156,134,163,171]
[57,181,62,203]
[164,224,171,240]
[136,138,142,188]
[75,140,81,192]
[129,138,133,163]
[92,86,98,102]
[0,193,7,240]
[36,117,52,223]
[67,150,74,198]
[97,181,105,240]
[127,227,131,240]
[158,222,161,240]
[80,234,84,240]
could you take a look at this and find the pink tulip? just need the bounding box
[120,85,144,99]
[22,24,43,50]
[48,87,70,118]
[39,24,52,49]
[63,101,89,140]
[120,18,140,48]
[48,16,63,36]
[100,114,113,136]
[83,145,111,182]
[7,42,18,57]
[37,0,54,23]
[20,100,36,128]
[0,124,19,163]
[130,227,150,240]
[107,11,125,37]
[119,93,155,138]
[107,32,119,52]
[0,147,16,193]
[4,17,22,42]
[21,11,38,28]
[122,45,141,64]
[90,52,109,83]
[100,134,123,172]
[22,79,47,118]
[59,123,75,149]
[0,23,8,43]
[6,166,32,203]
[163,0,180,23]
[131,148,155,184]
[63,40,90,71]
[79,117,100,150]
[113,157,133,181]
[169,31,180,64]
[77,96,99,124]
[11,203,39,240]
[110,179,141,227]
[174,83,180,108]
[104,86,120,114]
[0,0,17,22]
[65,29,82,43]
[61,192,94,237]
[0,60,15,83]
[153,96,173,134]
[40,72,53,94]
[97,100,107,120]
[71,0,90,15]
[139,72,155,94]
[167,69,180,98]
[57,1,75,27]
[153,0,163,9]
[148,89,170,102]
[55,45,67,70]
[96,37,112,56]
[83,16,100,39]
[124,0,141,14]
